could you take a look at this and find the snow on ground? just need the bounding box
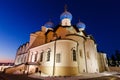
[29,71,120,80]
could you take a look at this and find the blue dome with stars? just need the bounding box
[77,21,86,30]
[60,11,72,21]
[44,21,54,28]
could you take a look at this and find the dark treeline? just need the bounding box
[107,50,120,67]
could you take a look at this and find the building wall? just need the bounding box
[54,40,78,76]
[29,39,78,76]
[5,64,25,74]
[28,65,38,74]
[0,66,12,72]
[98,53,108,72]
[15,53,28,65]
[66,35,86,73]
[109,67,120,72]
[85,39,99,73]
[15,43,29,65]
[29,41,55,75]
[66,34,99,73]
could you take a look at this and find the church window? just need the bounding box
[30,52,33,62]
[34,52,38,62]
[73,49,76,61]
[21,55,23,63]
[56,53,61,63]
[40,51,43,62]
[47,49,51,61]
[24,56,26,62]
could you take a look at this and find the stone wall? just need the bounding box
[109,67,120,72]
[5,64,25,74]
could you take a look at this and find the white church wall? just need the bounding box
[98,52,108,72]
[66,35,86,73]
[29,41,55,75]
[85,39,99,73]
[54,39,78,76]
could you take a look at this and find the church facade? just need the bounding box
[5,7,108,76]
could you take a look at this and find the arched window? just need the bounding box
[73,49,77,61]
[24,56,26,62]
[34,51,38,62]
[30,52,33,62]
[71,47,76,61]
[21,55,24,63]
[40,51,44,62]
[47,48,51,61]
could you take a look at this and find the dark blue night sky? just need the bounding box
[0,0,120,62]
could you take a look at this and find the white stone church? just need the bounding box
[5,7,108,76]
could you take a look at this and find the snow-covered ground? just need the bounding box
[0,72,120,80]
[29,71,120,80]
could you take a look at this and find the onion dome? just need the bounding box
[77,20,86,30]
[60,5,72,21]
[44,21,54,28]
[60,11,72,21]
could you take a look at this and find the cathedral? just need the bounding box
[5,7,108,76]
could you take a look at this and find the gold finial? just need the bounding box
[64,4,67,11]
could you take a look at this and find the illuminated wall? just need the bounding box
[29,39,78,76]
[14,42,29,65]
[97,52,108,72]
[85,39,99,73]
